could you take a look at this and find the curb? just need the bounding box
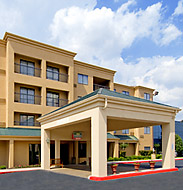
[89,168,179,181]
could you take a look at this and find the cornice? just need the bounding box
[74,60,116,75]
[3,32,77,58]
[0,39,6,47]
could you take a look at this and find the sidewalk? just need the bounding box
[0,167,41,174]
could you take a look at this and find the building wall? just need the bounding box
[114,83,154,152]
[74,60,115,100]
[0,140,8,166]
[0,33,156,168]
[125,143,135,157]
[0,40,6,128]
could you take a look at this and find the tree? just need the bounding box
[175,134,183,157]
[154,143,160,154]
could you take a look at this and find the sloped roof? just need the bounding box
[114,135,139,141]
[107,133,120,139]
[0,128,41,137]
[41,88,178,119]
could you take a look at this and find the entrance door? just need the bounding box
[60,144,69,165]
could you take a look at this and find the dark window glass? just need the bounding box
[20,88,35,104]
[46,92,59,107]
[122,129,129,134]
[20,115,35,126]
[47,66,59,81]
[144,146,150,150]
[20,60,35,76]
[78,74,88,85]
[29,144,41,165]
[78,142,86,158]
[144,127,150,134]
[144,93,150,100]
[122,91,129,95]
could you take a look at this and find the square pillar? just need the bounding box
[8,139,14,168]
[113,140,119,158]
[91,108,107,177]
[74,141,79,164]
[135,143,139,156]
[86,141,91,166]
[41,128,50,170]
[162,120,175,168]
[55,140,60,159]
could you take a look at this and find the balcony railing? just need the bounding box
[14,92,41,105]
[93,84,110,91]
[14,63,41,77]
[46,97,68,107]
[46,70,68,83]
[14,121,41,127]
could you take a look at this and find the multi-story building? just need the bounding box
[0,32,154,168]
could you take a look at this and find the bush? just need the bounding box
[120,152,126,157]
[139,150,153,156]
[0,165,6,169]
[107,155,153,162]
[175,134,183,157]
[156,154,162,159]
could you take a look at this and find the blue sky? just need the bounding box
[0,0,183,119]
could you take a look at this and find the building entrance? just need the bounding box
[60,143,69,165]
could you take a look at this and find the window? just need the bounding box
[20,59,35,76]
[78,142,86,158]
[144,93,150,100]
[122,129,129,134]
[144,146,150,151]
[122,91,129,95]
[20,115,35,126]
[78,74,88,85]
[29,144,41,165]
[46,92,59,107]
[20,87,35,104]
[144,127,150,134]
[47,66,59,81]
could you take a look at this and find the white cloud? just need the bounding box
[124,56,183,120]
[50,1,181,64]
[160,24,182,46]
[173,0,183,16]
[0,1,22,36]
[49,1,183,120]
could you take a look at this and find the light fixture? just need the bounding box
[153,91,159,96]
[46,138,50,144]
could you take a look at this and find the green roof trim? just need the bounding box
[41,88,178,118]
[114,135,139,141]
[0,128,41,137]
[107,133,120,139]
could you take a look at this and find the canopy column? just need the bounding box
[162,120,175,169]
[91,108,107,177]
[41,128,50,169]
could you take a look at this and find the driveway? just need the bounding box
[0,160,183,190]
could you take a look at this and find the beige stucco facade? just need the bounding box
[38,91,180,177]
[0,32,177,171]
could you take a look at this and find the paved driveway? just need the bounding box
[0,160,183,190]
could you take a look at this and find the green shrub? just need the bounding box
[0,165,6,169]
[108,157,114,161]
[156,154,162,159]
[119,152,126,157]
[139,150,153,156]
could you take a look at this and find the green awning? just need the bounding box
[0,128,41,137]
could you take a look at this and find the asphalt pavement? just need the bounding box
[0,160,183,190]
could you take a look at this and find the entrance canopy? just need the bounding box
[38,88,181,177]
